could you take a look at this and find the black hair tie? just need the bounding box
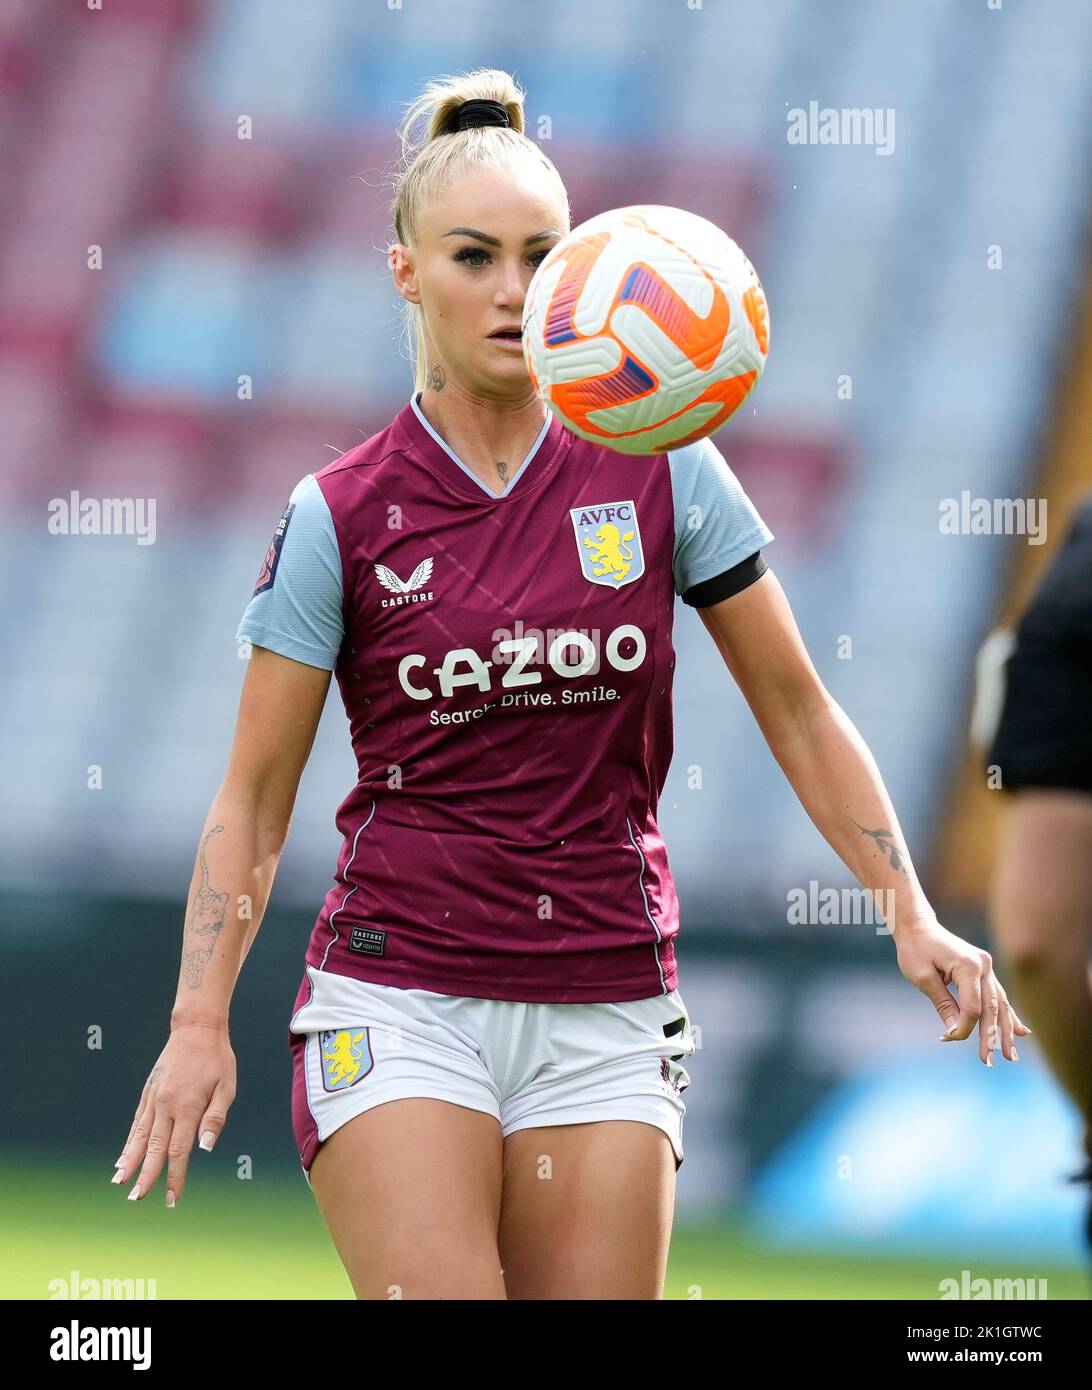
[455,98,510,131]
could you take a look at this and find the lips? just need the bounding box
[489,327,523,339]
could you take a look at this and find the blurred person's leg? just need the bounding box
[991,788,1092,1159]
[984,497,1092,1165]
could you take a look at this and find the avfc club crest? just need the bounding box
[569,499,645,588]
[319,1027,374,1092]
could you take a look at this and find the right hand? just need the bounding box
[111,1023,237,1206]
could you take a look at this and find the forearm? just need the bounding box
[170,790,288,1030]
[762,694,933,937]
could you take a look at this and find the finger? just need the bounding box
[981,973,999,1066]
[996,991,1017,1061]
[130,1107,173,1201]
[944,958,984,1041]
[918,974,961,1038]
[196,1078,235,1154]
[112,1097,154,1186]
[164,1111,201,1207]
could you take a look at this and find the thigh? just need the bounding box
[991,789,1092,955]
[498,1118,677,1299]
[310,1097,507,1300]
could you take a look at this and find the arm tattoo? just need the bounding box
[182,824,228,990]
[426,362,445,392]
[854,820,907,873]
[496,460,509,484]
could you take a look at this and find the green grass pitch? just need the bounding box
[6,1158,1087,1300]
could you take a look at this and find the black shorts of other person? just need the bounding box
[987,493,1092,795]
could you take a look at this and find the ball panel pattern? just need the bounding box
[522,205,769,455]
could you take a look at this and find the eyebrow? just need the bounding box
[442,227,562,247]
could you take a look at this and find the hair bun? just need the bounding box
[454,98,511,132]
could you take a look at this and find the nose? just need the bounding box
[494,255,526,309]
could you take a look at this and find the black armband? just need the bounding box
[681,550,768,607]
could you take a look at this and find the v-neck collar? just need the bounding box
[399,391,565,502]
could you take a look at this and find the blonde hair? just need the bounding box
[388,67,570,391]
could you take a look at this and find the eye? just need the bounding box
[452,245,556,269]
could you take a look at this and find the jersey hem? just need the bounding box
[304,954,679,1005]
[236,626,339,671]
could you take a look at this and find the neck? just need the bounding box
[415,376,549,493]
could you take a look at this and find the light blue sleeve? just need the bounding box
[667,437,774,596]
[235,473,344,670]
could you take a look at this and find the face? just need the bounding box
[391,165,569,396]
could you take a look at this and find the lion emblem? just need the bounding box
[582,523,636,583]
[569,501,644,589]
[320,1028,372,1091]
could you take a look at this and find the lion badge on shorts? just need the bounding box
[320,1028,374,1092]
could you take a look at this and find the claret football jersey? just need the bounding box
[237,392,773,1002]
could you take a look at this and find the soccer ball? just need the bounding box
[521,205,769,455]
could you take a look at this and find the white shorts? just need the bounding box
[288,965,696,1183]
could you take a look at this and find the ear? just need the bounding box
[389,244,421,305]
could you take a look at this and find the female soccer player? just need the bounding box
[111,68,1029,1300]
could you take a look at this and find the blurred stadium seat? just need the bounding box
[5,0,1086,899]
[1,0,1090,1258]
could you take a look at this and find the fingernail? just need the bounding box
[1012,1047,1019,1062]
[985,1054,994,1068]
[199,1132,215,1151]
[113,1156,126,1167]
[127,1184,141,1201]
[166,1190,176,1208]
[110,1170,124,1184]
[946,1020,959,1035]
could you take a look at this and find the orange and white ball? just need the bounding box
[522,204,770,455]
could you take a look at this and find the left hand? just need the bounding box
[894,917,1031,1064]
